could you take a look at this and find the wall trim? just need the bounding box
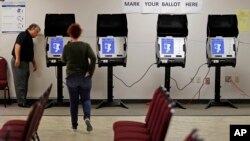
[1,99,250,105]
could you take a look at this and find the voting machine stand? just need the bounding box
[96,14,128,109]
[156,14,189,109]
[44,14,75,108]
[205,15,238,109]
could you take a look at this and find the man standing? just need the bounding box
[11,23,40,108]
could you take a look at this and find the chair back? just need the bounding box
[24,102,42,141]
[147,88,173,141]
[41,84,53,104]
[24,84,52,141]
[145,86,162,124]
[34,84,53,132]
[18,102,40,141]
[151,103,173,141]
[0,56,10,107]
[0,56,7,81]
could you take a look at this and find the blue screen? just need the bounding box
[102,38,115,54]
[161,38,174,54]
[211,38,224,55]
[50,37,64,55]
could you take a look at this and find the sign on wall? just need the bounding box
[121,0,141,13]
[1,1,25,33]
[121,0,203,14]
[236,9,250,32]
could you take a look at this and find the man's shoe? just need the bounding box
[85,119,93,132]
[18,103,31,108]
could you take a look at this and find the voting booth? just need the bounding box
[44,14,75,107]
[156,14,187,68]
[96,14,128,109]
[205,15,239,109]
[206,15,238,67]
[156,14,188,109]
[96,14,128,67]
[46,36,69,60]
[45,14,74,62]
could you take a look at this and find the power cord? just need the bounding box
[54,67,67,86]
[230,80,250,97]
[239,40,250,45]
[113,63,156,87]
[171,63,208,90]
[195,67,211,100]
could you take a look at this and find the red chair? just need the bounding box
[113,86,173,141]
[113,86,163,130]
[0,84,52,141]
[0,102,40,141]
[0,56,10,107]
[0,127,11,141]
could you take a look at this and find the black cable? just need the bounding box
[55,67,57,79]
[235,40,240,56]
[233,40,250,56]
[197,67,210,100]
[239,40,250,45]
[170,63,207,90]
[113,63,156,87]
[54,66,67,86]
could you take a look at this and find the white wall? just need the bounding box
[0,0,250,100]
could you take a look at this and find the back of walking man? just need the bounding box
[11,23,40,108]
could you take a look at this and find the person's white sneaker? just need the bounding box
[85,119,93,132]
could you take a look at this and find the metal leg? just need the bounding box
[4,89,6,107]
[165,66,186,109]
[173,100,186,109]
[206,99,237,109]
[46,63,69,108]
[96,99,128,109]
[205,67,237,109]
[7,85,11,105]
[96,66,128,109]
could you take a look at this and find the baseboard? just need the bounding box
[1,98,250,105]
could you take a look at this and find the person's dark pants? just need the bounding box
[66,74,92,129]
[11,57,30,105]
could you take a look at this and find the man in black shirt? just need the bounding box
[11,23,40,108]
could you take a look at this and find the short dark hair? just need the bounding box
[67,23,82,39]
[27,23,40,31]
